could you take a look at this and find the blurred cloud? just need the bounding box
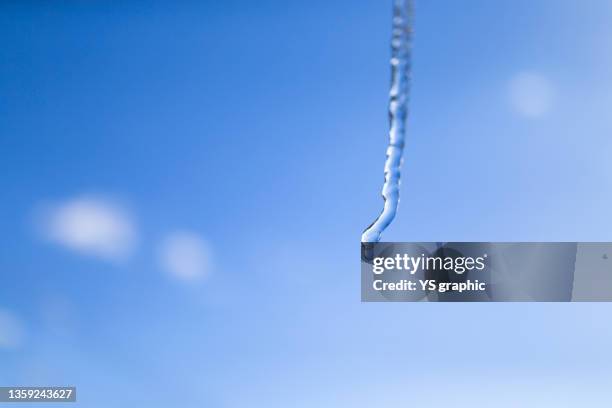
[509,71,555,118]
[38,196,137,261]
[0,309,24,349]
[159,232,211,281]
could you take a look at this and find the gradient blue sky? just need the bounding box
[1,1,612,406]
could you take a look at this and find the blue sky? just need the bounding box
[1,1,612,406]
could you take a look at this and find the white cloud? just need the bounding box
[39,196,137,261]
[509,71,555,118]
[0,309,24,349]
[159,232,211,281]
